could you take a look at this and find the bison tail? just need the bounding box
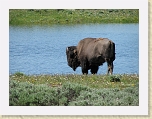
[110,41,115,61]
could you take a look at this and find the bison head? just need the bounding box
[66,46,80,71]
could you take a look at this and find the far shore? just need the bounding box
[9,9,139,26]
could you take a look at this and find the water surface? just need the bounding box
[9,23,139,75]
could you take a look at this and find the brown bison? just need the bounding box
[66,38,115,74]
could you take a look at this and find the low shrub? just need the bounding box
[9,80,59,106]
[9,79,139,106]
[68,87,139,106]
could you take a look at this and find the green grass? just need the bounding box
[9,73,139,106]
[10,73,138,89]
[9,9,139,25]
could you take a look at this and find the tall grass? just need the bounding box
[9,9,139,25]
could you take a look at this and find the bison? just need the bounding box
[66,38,115,74]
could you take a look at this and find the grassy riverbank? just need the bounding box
[9,9,139,25]
[9,73,139,106]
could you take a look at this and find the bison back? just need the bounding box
[77,38,115,63]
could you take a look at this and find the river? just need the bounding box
[9,23,139,75]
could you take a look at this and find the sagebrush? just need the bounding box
[9,78,139,106]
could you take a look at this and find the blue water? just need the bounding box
[9,23,139,75]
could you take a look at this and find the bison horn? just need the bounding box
[66,47,69,51]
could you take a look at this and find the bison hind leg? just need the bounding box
[107,62,113,75]
[90,66,99,74]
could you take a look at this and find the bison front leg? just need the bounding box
[82,68,88,74]
[107,62,113,75]
[90,66,99,74]
[81,61,88,74]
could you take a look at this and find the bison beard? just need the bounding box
[66,38,115,74]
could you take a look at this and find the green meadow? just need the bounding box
[9,9,139,25]
[9,73,139,106]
